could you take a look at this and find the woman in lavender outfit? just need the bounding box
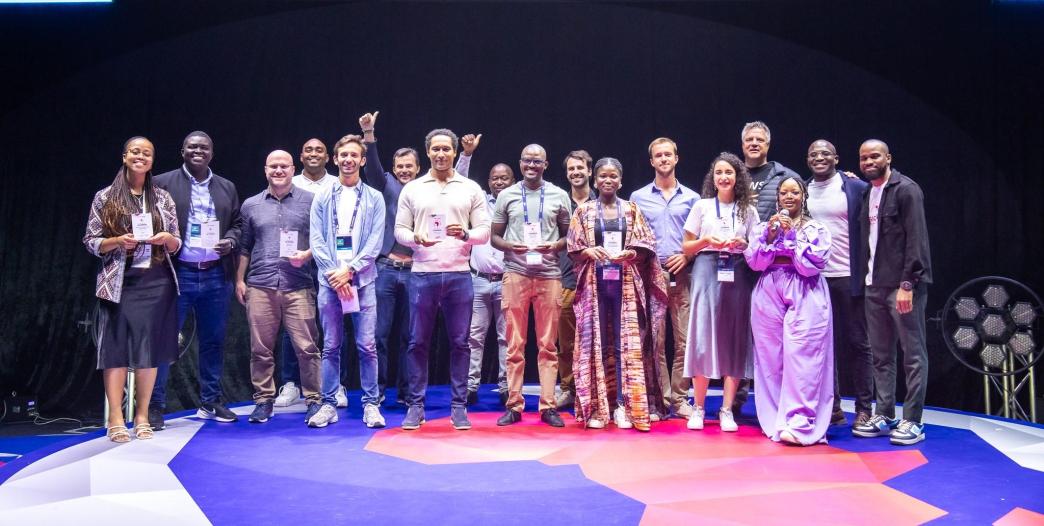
[745,176,834,446]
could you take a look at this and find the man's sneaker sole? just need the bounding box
[197,408,237,423]
[366,420,387,429]
[452,421,472,430]
[401,419,425,430]
[890,431,926,446]
[308,413,339,428]
[852,428,892,438]
[248,416,270,424]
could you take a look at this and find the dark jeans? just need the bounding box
[375,261,412,400]
[279,330,301,385]
[597,272,624,404]
[827,277,874,415]
[406,272,473,408]
[865,284,929,423]
[153,265,231,409]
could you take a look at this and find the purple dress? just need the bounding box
[745,219,834,445]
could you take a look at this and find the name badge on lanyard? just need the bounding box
[189,220,220,248]
[336,235,354,267]
[280,230,299,258]
[131,208,153,269]
[717,253,735,283]
[602,263,621,281]
[522,183,545,265]
[598,199,625,281]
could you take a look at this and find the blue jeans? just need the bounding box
[467,274,507,392]
[375,261,412,399]
[318,283,379,406]
[153,265,230,408]
[407,272,473,408]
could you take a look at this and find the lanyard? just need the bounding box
[333,185,363,235]
[520,182,545,224]
[714,197,737,232]
[597,199,625,234]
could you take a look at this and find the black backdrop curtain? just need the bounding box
[0,1,1041,419]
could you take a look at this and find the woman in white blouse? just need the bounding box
[680,152,759,433]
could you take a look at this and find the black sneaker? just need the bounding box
[197,402,238,423]
[497,409,522,426]
[148,407,166,431]
[540,408,565,427]
[466,390,479,406]
[401,405,425,430]
[249,401,273,423]
[451,406,472,430]
[304,402,321,423]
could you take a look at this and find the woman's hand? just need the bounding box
[116,233,138,251]
[704,235,727,250]
[610,249,637,263]
[584,247,611,262]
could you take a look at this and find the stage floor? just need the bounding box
[1,386,1042,525]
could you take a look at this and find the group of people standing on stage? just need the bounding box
[84,115,932,448]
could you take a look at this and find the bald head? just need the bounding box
[519,143,548,187]
[807,139,839,181]
[858,139,892,181]
[265,150,295,194]
[488,163,515,198]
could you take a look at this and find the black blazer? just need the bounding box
[153,166,243,280]
[858,169,932,289]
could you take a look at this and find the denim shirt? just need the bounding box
[310,180,386,289]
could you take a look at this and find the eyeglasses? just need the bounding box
[520,158,546,166]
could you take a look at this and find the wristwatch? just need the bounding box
[462,230,470,242]
[900,281,914,291]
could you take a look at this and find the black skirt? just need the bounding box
[96,262,178,370]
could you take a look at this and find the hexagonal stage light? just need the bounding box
[954,297,981,321]
[1007,332,1035,357]
[953,326,979,351]
[980,344,1008,368]
[982,284,1010,309]
[1009,301,1036,328]
[978,313,1008,340]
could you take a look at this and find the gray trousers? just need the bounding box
[864,284,929,423]
[468,274,507,392]
[827,277,874,415]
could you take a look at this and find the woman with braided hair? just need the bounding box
[83,137,181,442]
[745,176,835,445]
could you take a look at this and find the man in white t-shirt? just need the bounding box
[805,139,873,430]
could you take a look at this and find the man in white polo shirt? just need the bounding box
[394,128,491,431]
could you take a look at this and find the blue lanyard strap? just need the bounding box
[597,199,625,234]
[520,182,545,225]
[333,185,364,235]
[714,197,737,232]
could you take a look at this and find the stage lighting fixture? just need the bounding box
[979,313,1008,339]
[953,327,979,350]
[980,344,1008,368]
[983,284,1010,309]
[954,297,981,321]
[1010,301,1036,327]
[940,276,1041,423]
[1008,332,1035,357]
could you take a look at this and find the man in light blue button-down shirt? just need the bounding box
[629,137,699,419]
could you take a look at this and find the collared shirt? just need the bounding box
[393,170,490,273]
[178,165,221,263]
[470,193,505,274]
[239,186,315,292]
[629,180,699,263]
[292,172,338,195]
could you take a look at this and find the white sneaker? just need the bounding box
[719,408,738,432]
[335,384,348,408]
[307,404,339,428]
[586,418,605,429]
[363,404,386,429]
[687,406,705,430]
[274,382,301,407]
[613,406,633,429]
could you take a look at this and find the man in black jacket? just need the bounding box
[851,139,932,446]
[742,121,801,222]
[149,131,243,429]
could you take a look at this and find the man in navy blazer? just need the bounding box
[804,139,873,430]
[149,131,243,429]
